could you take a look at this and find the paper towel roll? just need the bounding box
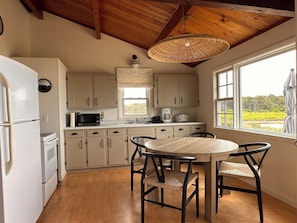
[70,113,75,127]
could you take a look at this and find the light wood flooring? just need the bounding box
[37,165,296,223]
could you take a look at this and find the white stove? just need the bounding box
[40,132,58,206]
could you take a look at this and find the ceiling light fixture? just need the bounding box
[147,2,230,64]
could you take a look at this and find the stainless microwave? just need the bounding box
[77,113,100,126]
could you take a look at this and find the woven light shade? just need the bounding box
[148,33,230,63]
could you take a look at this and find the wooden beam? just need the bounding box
[153,4,191,43]
[143,0,295,17]
[22,0,43,19]
[92,0,101,39]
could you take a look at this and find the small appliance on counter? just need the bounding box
[175,114,189,122]
[151,116,163,123]
[161,108,172,123]
[76,113,100,126]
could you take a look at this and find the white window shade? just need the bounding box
[117,68,153,88]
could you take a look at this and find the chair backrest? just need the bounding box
[230,142,271,176]
[130,136,156,158]
[184,131,216,138]
[142,152,196,186]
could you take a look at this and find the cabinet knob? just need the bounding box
[178,128,184,131]
[161,129,166,132]
[71,132,78,135]
[92,132,99,135]
[113,131,119,134]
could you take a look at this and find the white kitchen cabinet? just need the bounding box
[67,74,93,109]
[65,130,86,170]
[173,125,190,138]
[93,75,117,108]
[86,129,107,167]
[154,74,198,107]
[190,124,206,132]
[155,126,173,139]
[67,72,117,109]
[13,57,68,182]
[107,128,128,165]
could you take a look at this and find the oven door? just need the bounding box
[41,137,58,183]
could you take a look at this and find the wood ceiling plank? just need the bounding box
[22,0,43,19]
[141,0,294,16]
[92,0,101,39]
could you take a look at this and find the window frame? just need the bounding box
[118,87,151,118]
[215,44,296,137]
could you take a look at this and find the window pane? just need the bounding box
[218,73,226,86]
[218,86,226,99]
[240,49,295,134]
[123,88,146,98]
[123,99,147,115]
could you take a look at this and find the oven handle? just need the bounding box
[46,138,58,145]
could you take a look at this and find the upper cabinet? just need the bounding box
[67,73,117,109]
[154,74,198,107]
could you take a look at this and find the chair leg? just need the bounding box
[195,178,199,217]
[181,190,187,223]
[141,182,145,223]
[131,164,134,191]
[256,179,264,223]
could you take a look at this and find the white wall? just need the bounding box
[195,18,297,207]
[0,0,31,56]
[28,12,195,74]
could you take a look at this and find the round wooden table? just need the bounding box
[145,137,238,223]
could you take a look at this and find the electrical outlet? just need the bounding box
[100,112,104,120]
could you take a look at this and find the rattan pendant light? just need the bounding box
[148,3,230,63]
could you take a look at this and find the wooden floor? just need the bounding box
[37,165,296,223]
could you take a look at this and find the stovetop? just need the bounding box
[40,132,57,141]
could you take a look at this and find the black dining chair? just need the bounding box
[184,131,216,138]
[130,135,157,191]
[216,142,271,223]
[141,152,199,223]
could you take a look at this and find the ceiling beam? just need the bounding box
[21,0,43,19]
[144,0,295,17]
[92,0,101,39]
[153,4,191,43]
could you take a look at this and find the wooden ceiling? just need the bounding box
[20,0,294,66]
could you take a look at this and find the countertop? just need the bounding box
[64,121,205,130]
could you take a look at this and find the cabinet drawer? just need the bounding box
[173,126,190,133]
[127,127,155,135]
[155,126,173,134]
[107,128,126,136]
[65,130,85,138]
[87,129,106,137]
[190,125,206,132]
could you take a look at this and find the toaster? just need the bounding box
[175,114,189,122]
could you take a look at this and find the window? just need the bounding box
[215,46,296,136]
[216,69,234,128]
[121,87,149,116]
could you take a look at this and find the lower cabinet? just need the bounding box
[107,128,128,165]
[65,130,86,170]
[87,129,107,167]
[64,123,206,170]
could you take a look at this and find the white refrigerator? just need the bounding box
[0,55,43,223]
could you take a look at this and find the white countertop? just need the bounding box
[64,121,205,130]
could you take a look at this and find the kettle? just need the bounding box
[161,108,172,123]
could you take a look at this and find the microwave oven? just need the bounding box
[77,113,100,126]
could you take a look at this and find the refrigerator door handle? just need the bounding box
[0,73,12,124]
[2,125,13,175]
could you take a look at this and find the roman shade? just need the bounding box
[116,68,153,88]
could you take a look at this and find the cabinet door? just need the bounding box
[155,75,179,107]
[108,135,128,165]
[93,75,117,108]
[67,74,93,109]
[179,75,198,106]
[87,136,107,167]
[65,137,86,169]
